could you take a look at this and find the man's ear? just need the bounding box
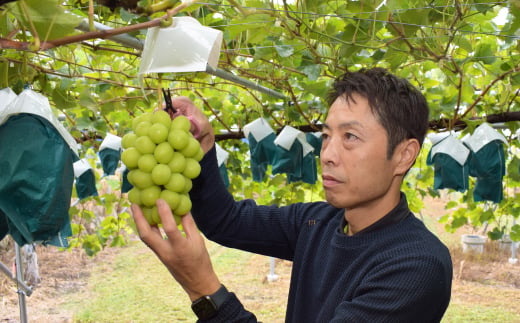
[393,139,420,176]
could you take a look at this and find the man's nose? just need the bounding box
[320,140,338,166]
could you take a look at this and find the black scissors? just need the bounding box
[162,88,177,114]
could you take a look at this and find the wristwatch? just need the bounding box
[191,285,229,320]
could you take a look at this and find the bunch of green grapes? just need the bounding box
[121,110,203,225]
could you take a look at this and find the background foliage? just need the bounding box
[0,0,519,253]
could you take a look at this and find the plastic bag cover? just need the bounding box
[0,114,74,246]
[98,148,120,176]
[468,140,506,203]
[426,150,469,192]
[121,167,132,193]
[76,169,98,200]
[247,132,277,182]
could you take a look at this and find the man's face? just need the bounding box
[320,94,400,212]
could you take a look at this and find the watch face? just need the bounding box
[191,296,218,320]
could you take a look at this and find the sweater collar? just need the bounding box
[339,192,411,235]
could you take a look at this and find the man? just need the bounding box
[131,67,453,322]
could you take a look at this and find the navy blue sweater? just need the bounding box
[190,147,452,322]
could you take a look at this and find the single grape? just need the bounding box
[154,142,174,164]
[135,121,152,137]
[152,110,172,129]
[151,164,172,186]
[182,178,192,194]
[135,135,156,154]
[183,158,201,179]
[164,172,186,193]
[121,147,141,169]
[138,154,157,173]
[127,187,141,205]
[129,169,154,189]
[171,115,191,132]
[148,123,169,144]
[167,152,186,173]
[122,132,137,149]
[160,189,181,211]
[174,194,192,216]
[168,129,190,151]
[140,185,161,207]
[180,137,200,158]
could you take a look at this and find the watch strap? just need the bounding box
[207,284,228,309]
[191,285,229,320]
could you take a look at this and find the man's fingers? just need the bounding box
[131,203,150,236]
[131,203,164,248]
[156,199,183,240]
[171,96,196,115]
[181,213,204,242]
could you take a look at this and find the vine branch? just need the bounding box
[0,0,196,51]
[459,66,520,120]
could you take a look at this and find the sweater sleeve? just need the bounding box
[189,145,302,260]
[189,147,284,322]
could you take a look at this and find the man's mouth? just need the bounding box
[322,174,342,188]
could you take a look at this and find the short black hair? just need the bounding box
[328,67,430,159]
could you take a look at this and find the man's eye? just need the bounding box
[345,133,358,141]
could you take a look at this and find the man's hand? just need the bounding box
[170,96,215,154]
[131,199,221,301]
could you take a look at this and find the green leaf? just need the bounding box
[479,209,494,223]
[119,8,139,22]
[275,44,294,58]
[407,192,424,213]
[78,91,97,108]
[511,73,520,86]
[445,201,458,209]
[110,234,127,247]
[451,215,468,230]
[301,80,329,98]
[453,36,473,54]
[508,156,520,182]
[254,46,276,60]
[474,42,497,65]
[70,223,82,235]
[338,44,363,63]
[0,61,8,89]
[0,8,16,37]
[438,214,450,224]
[82,234,102,256]
[384,48,408,69]
[487,226,504,240]
[510,224,520,241]
[8,0,83,41]
[299,64,321,81]
[52,88,76,110]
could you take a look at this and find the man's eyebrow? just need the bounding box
[322,121,364,130]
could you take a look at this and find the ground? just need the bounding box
[1,244,95,323]
[1,197,520,322]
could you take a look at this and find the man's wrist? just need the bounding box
[191,284,229,320]
[199,131,215,154]
[187,277,222,302]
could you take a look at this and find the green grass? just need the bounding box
[63,233,520,323]
[442,302,520,323]
[64,239,266,323]
[66,241,198,322]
